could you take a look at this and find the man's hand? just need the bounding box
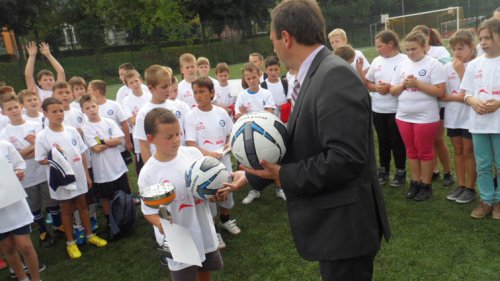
[239,160,281,187]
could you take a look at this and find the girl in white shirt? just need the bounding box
[390,31,446,201]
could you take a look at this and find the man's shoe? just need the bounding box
[414,183,432,201]
[470,201,493,219]
[390,169,406,187]
[221,219,241,235]
[443,172,454,186]
[276,188,287,201]
[67,243,82,259]
[406,181,420,199]
[87,234,108,247]
[242,190,260,204]
[446,186,466,201]
[39,231,54,248]
[455,188,476,204]
[492,204,500,220]
[378,167,389,185]
[217,233,226,250]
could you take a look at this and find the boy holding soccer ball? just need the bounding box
[139,107,225,281]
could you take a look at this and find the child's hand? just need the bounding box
[452,58,465,75]
[355,57,364,73]
[15,169,25,181]
[24,134,36,145]
[25,41,37,57]
[239,105,247,114]
[484,99,500,113]
[54,144,64,153]
[207,151,222,160]
[212,188,230,202]
[87,175,92,188]
[469,97,490,115]
[403,75,418,88]
[39,42,52,57]
[376,81,390,95]
[222,171,247,192]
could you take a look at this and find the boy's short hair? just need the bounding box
[333,45,355,62]
[328,28,347,40]
[42,97,63,112]
[68,76,87,91]
[0,92,18,109]
[17,89,38,104]
[215,63,230,74]
[118,63,135,71]
[144,65,172,88]
[192,77,215,94]
[242,62,261,75]
[0,86,15,96]
[144,108,178,136]
[37,69,55,81]
[249,53,263,62]
[264,56,280,68]
[79,93,97,109]
[124,70,142,85]
[179,53,196,67]
[52,81,70,92]
[196,57,210,67]
[88,80,107,96]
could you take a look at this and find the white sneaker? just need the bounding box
[276,188,287,201]
[242,190,260,204]
[221,219,241,235]
[217,233,226,249]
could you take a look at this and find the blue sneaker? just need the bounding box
[45,213,53,225]
[73,227,86,245]
[90,217,99,232]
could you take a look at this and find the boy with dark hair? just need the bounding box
[260,56,289,125]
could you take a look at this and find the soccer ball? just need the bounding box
[185,156,230,200]
[230,111,288,169]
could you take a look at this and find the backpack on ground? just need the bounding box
[109,190,136,239]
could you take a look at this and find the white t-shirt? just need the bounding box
[214,84,236,108]
[0,140,32,233]
[234,88,275,115]
[23,114,44,128]
[177,80,196,108]
[443,61,470,129]
[428,46,451,63]
[351,50,371,71]
[138,146,217,271]
[99,99,130,152]
[70,101,81,112]
[460,55,500,134]
[366,54,407,114]
[116,84,151,106]
[265,79,288,107]
[391,55,446,123]
[476,44,484,57]
[44,107,85,130]
[37,86,52,102]
[122,92,152,153]
[35,126,88,201]
[185,106,233,172]
[0,121,46,188]
[285,72,295,100]
[82,118,128,183]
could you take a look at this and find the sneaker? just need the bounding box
[443,172,454,186]
[0,257,6,270]
[67,243,82,259]
[431,171,440,181]
[221,219,241,235]
[39,231,54,248]
[217,233,226,250]
[414,184,432,201]
[405,181,420,199]
[276,188,287,201]
[242,190,260,204]
[9,264,46,278]
[455,188,476,204]
[90,217,99,232]
[493,204,500,220]
[73,227,86,245]
[87,234,108,247]
[157,239,173,259]
[390,169,406,187]
[378,167,389,185]
[45,213,53,225]
[470,201,493,219]
[446,186,466,201]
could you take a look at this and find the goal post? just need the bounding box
[385,7,464,40]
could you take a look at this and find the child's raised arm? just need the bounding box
[24,41,38,93]
[39,42,66,83]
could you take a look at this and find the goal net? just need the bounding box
[385,7,464,40]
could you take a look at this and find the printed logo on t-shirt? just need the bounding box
[77,116,83,123]
[28,129,36,135]
[475,70,482,79]
[108,127,113,137]
[196,122,205,131]
[375,65,382,72]
[418,69,427,76]
[448,72,456,80]
[219,120,225,127]
[493,87,500,96]
[175,110,181,118]
[479,89,489,95]
[71,139,77,146]
[451,90,459,95]
[107,109,114,116]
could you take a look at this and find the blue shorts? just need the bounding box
[0,224,32,241]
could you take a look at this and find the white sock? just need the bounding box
[73,210,82,228]
[88,203,97,219]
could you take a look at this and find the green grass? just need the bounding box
[3,49,500,281]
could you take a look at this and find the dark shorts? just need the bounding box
[121,150,133,165]
[0,224,32,241]
[170,250,223,281]
[439,107,445,120]
[94,173,130,199]
[447,128,472,139]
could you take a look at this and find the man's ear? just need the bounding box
[282,30,292,48]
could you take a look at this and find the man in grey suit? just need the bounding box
[223,0,390,280]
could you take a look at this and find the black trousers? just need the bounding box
[319,252,377,281]
[372,112,406,170]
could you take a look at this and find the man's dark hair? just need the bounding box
[271,0,325,46]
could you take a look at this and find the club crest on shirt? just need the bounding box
[77,116,83,123]
[418,69,427,76]
[108,128,113,137]
[175,111,181,118]
[107,109,114,115]
[219,120,225,127]
[71,139,77,146]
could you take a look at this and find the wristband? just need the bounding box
[94,137,106,145]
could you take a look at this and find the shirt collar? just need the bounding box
[295,45,325,86]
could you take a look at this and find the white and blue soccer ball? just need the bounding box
[230,111,288,169]
[185,156,230,200]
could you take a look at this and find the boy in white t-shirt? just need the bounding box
[260,56,288,122]
[68,76,88,112]
[213,63,236,117]
[196,57,219,87]
[234,63,275,120]
[35,98,107,259]
[50,82,85,132]
[177,53,198,108]
[80,94,130,227]
[115,63,151,106]
[0,140,43,281]
[24,41,66,102]
[186,78,240,249]
[0,93,61,248]
[249,52,267,82]
[328,28,371,75]
[18,90,44,127]
[139,108,225,281]
[88,80,133,164]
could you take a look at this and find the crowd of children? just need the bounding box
[0,8,499,281]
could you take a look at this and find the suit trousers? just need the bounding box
[319,252,376,281]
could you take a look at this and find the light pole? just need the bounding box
[402,0,406,35]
